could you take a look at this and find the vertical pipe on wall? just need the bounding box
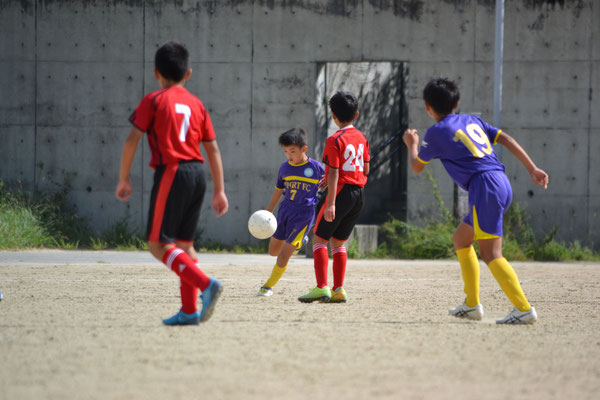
[493,0,504,159]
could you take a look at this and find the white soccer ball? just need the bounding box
[248,210,277,239]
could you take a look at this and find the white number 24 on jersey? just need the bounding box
[342,144,365,172]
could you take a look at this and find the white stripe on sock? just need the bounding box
[332,246,346,255]
[313,243,328,252]
[166,249,184,270]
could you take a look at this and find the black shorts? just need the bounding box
[314,184,364,242]
[147,161,206,244]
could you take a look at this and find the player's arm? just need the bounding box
[496,131,548,189]
[116,126,144,201]
[202,140,229,216]
[364,161,370,176]
[324,167,339,222]
[267,188,284,213]
[403,129,425,174]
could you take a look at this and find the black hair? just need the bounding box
[154,41,189,82]
[279,127,307,147]
[329,91,359,123]
[423,77,460,115]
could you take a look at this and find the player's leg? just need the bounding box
[298,211,331,302]
[175,162,222,323]
[473,172,536,324]
[148,240,208,291]
[328,185,364,303]
[309,204,333,290]
[147,162,218,324]
[176,240,199,314]
[298,234,331,303]
[259,241,295,296]
[449,221,483,319]
[258,207,289,296]
[268,237,284,257]
[329,238,348,303]
[478,237,536,323]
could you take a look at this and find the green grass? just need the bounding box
[375,173,600,261]
[1,177,598,260]
[0,203,52,248]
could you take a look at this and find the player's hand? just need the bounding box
[115,179,132,201]
[318,174,327,190]
[213,191,229,217]
[530,168,549,189]
[402,129,419,147]
[324,205,335,222]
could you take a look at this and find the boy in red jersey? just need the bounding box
[298,91,370,303]
[403,77,548,324]
[115,41,229,325]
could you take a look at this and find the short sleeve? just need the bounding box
[478,118,501,145]
[417,129,441,164]
[316,160,325,176]
[201,106,216,142]
[129,94,154,132]
[363,140,370,162]
[275,165,285,189]
[323,137,341,168]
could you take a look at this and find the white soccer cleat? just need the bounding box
[449,303,484,320]
[256,286,273,297]
[496,306,538,324]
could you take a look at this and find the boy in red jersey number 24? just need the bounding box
[299,91,370,304]
[116,41,229,325]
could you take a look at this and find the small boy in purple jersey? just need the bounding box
[403,77,549,324]
[257,128,325,297]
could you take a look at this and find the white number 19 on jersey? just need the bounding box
[342,144,365,172]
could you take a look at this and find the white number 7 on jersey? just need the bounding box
[175,103,191,142]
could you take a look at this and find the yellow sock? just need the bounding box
[456,246,480,307]
[264,264,287,289]
[488,257,531,312]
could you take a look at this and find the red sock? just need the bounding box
[332,246,347,290]
[313,243,329,288]
[179,259,200,313]
[163,248,211,291]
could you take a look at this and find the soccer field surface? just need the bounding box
[1,251,599,400]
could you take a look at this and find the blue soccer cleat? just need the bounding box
[0,289,3,301]
[199,278,223,322]
[162,310,201,326]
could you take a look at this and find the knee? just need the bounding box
[268,248,279,257]
[148,241,167,261]
[452,233,471,250]
[480,249,501,265]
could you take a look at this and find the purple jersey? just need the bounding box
[417,114,505,191]
[276,158,325,208]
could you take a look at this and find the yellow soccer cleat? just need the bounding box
[298,286,331,303]
[330,287,348,303]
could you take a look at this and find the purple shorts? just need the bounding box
[273,202,315,247]
[463,170,512,239]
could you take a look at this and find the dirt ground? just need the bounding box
[0,250,599,400]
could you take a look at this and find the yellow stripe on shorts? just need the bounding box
[473,206,500,240]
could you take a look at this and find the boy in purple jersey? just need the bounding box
[403,77,549,324]
[257,128,325,297]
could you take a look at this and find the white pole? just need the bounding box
[493,0,505,159]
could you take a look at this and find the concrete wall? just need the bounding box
[0,0,598,247]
